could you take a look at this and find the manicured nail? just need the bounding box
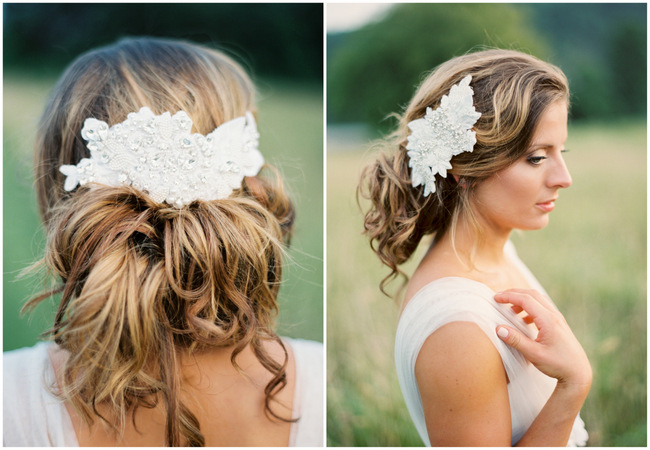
[497,327,509,339]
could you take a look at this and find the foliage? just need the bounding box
[327,121,646,446]
[3,3,322,80]
[328,3,646,128]
[520,3,646,120]
[327,3,548,130]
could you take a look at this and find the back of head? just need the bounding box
[359,49,569,293]
[30,37,295,446]
[36,36,257,219]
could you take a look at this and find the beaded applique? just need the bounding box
[406,75,481,196]
[60,107,263,207]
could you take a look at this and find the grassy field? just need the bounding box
[3,73,324,350]
[327,121,646,446]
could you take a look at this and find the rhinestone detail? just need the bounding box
[406,75,481,196]
[59,107,263,206]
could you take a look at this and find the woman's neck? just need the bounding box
[440,213,512,268]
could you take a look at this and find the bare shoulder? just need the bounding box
[415,321,512,446]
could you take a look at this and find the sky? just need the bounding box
[326,3,394,33]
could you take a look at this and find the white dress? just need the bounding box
[3,337,323,447]
[394,242,588,446]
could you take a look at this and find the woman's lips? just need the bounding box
[536,200,556,212]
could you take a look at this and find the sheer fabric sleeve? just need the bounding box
[285,338,324,447]
[3,342,78,446]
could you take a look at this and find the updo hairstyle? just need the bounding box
[359,49,569,293]
[27,37,295,446]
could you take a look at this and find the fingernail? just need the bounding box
[497,327,509,339]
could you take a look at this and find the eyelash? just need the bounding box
[527,149,569,166]
[527,155,547,165]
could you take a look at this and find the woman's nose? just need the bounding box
[548,155,572,189]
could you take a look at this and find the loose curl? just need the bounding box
[359,49,569,295]
[27,37,297,446]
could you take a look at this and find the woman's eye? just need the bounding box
[527,155,547,165]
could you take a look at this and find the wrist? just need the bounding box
[558,361,593,391]
[556,376,592,399]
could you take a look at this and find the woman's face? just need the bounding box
[472,100,572,234]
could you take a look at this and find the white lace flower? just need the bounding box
[59,107,264,207]
[406,75,481,196]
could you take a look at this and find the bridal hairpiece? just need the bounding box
[406,75,481,196]
[59,107,264,207]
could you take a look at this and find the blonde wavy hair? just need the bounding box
[359,49,569,294]
[27,37,295,446]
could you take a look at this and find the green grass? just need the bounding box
[3,73,323,350]
[326,120,646,446]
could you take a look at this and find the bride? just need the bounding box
[3,37,322,447]
[359,49,590,446]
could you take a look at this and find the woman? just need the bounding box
[359,49,590,446]
[3,37,323,447]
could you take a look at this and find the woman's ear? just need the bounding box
[454,175,470,188]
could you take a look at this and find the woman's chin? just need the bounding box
[516,216,551,231]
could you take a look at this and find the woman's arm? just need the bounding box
[512,382,589,446]
[415,288,591,446]
[495,289,592,446]
[415,322,512,446]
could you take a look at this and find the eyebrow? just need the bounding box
[528,144,553,151]
[528,143,565,151]
[526,144,553,152]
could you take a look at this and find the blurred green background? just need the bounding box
[329,3,646,130]
[3,4,323,350]
[327,3,646,447]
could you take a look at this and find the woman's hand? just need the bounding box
[494,289,592,391]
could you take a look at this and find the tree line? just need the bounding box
[328,3,646,128]
[3,3,323,81]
